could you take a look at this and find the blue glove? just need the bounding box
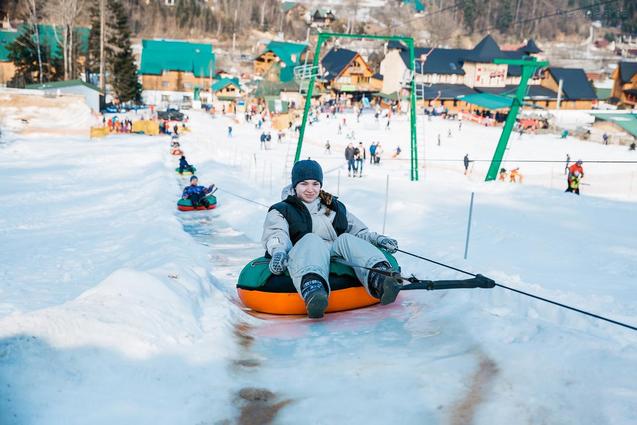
[269,250,288,275]
[376,236,398,253]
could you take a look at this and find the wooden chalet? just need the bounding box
[139,39,215,107]
[309,8,336,27]
[611,61,637,107]
[320,47,383,97]
[253,40,307,83]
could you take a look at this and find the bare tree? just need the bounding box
[47,0,85,80]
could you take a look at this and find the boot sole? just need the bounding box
[306,291,329,319]
[380,279,401,305]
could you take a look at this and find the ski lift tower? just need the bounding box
[485,56,548,181]
[294,32,420,181]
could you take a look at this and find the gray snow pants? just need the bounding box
[287,233,387,296]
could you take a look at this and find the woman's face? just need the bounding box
[295,180,321,203]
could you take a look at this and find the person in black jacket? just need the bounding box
[345,143,356,177]
[178,156,195,174]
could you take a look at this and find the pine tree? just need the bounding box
[6,24,61,87]
[87,0,101,76]
[107,0,141,104]
[496,0,514,34]
[462,0,477,32]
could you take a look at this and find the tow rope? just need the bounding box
[396,249,637,332]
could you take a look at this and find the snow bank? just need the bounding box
[0,89,96,137]
[0,132,239,424]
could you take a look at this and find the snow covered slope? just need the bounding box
[0,109,635,424]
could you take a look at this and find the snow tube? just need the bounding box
[175,166,197,175]
[236,251,399,315]
[177,194,217,211]
[171,149,183,156]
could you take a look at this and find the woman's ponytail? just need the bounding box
[319,190,335,215]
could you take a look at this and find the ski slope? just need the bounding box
[0,109,636,425]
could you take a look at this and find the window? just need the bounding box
[165,0,175,6]
[182,95,191,102]
[161,95,170,102]
[184,82,193,89]
[161,81,170,88]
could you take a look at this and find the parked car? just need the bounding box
[157,108,185,121]
[103,103,119,113]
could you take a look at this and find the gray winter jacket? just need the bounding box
[262,185,382,255]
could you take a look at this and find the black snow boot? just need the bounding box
[367,261,401,305]
[300,274,329,319]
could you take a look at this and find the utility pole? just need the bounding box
[99,0,105,92]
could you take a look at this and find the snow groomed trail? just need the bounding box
[0,109,635,424]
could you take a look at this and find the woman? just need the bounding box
[262,160,401,319]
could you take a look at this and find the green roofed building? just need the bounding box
[211,77,244,101]
[0,24,89,85]
[403,0,426,13]
[0,29,18,85]
[254,40,307,83]
[139,39,215,107]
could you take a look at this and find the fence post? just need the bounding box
[382,174,390,234]
[464,192,475,260]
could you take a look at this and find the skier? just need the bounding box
[260,132,267,150]
[324,140,331,154]
[564,154,571,175]
[603,133,609,145]
[374,143,383,165]
[369,142,377,164]
[566,160,584,195]
[262,159,401,319]
[509,168,521,183]
[178,155,195,175]
[228,125,233,137]
[392,146,401,159]
[345,143,356,177]
[463,154,470,175]
[182,176,215,208]
[355,142,366,177]
[498,168,507,181]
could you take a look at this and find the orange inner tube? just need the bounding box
[237,286,379,315]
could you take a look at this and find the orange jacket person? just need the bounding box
[566,160,584,195]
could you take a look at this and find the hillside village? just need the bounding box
[1,1,637,144]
